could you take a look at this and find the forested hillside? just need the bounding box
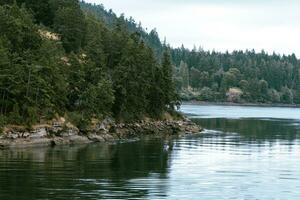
[172,47,300,104]
[0,0,179,129]
[81,1,300,105]
[80,2,164,58]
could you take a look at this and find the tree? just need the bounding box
[0,4,42,52]
[16,0,54,26]
[222,72,237,90]
[198,87,214,101]
[0,4,50,124]
[190,67,201,88]
[53,2,86,53]
[162,49,179,110]
[83,15,106,68]
[239,80,249,91]
[147,65,165,118]
[0,38,10,118]
[79,80,114,118]
[258,80,268,93]
[281,86,293,104]
[258,79,269,102]
[179,61,189,89]
[199,71,210,88]
[267,89,280,103]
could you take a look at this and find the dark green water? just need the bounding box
[1,105,300,199]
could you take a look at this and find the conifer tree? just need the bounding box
[162,49,179,110]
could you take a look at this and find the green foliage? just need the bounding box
[280,86,293,104]
[0,3,42,52]
[173,47,300,104]
[8,104,22,125]
[67,111,89,131]
[110,33,172,121]
[147,65,165,118]
[161,50,180,110]
[53,4,86,53]
[179,61,189,89]
[190,68,201,88]
[267,89,281,103]
[198,87,214,101]
[292,90,300,104]
[80,2,164,58]
[78,79,114,118]
[0,115,6,132]
[0,1,180,129]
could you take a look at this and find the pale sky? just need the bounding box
[84,0,300,56]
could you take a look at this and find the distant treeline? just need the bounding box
[80,1,300,105]
[172,48,300,104]
[0,0,179,129]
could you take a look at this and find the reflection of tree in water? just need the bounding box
[0,139,174,199]
[193,118,300,142]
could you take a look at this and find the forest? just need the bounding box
[0,0,179,129]
[1,0,300,130]
[172,47,300,104]
[81,2,300,104]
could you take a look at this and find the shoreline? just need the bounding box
[183,101,300,108]
[0,117,202,149]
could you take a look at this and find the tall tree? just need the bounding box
[179,61,189,89]
[162,49,179,109]
[53,0,86,53]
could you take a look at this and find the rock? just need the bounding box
[7,133,19,139]
[88,134,105,142]
[0,117,203,148]
[22,132,30,138]
[61,128,78,137]
[102,134,115,141]
[29,128,48,139]
[52,138,70,146]
[68,135,91,144]
[7,138,53,148]
[99,125,108,132]
[96,117,115,131]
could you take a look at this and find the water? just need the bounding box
[1,105,300,199]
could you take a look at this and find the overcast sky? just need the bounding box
[84,0,300,56]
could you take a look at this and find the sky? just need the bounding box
[84,0,300,56]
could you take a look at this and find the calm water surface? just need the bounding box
[1,104,300,199]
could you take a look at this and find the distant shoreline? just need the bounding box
[182,101,300,108]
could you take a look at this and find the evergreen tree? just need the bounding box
[53,6,86,53]
[179,61,189,89]
[162,49,179,109]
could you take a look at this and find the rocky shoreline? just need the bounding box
[0,117,202,149]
